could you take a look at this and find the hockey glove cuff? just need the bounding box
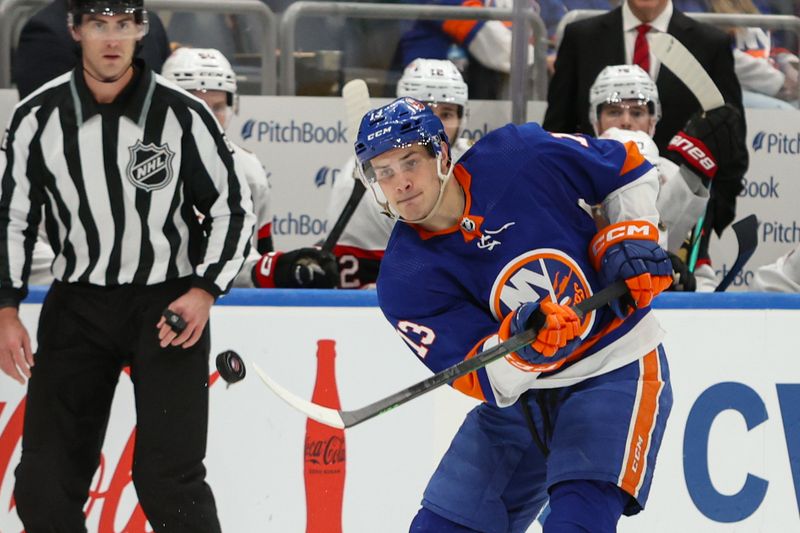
[664,104,747,187]
[665,130,718,185]
[589,221,672,318]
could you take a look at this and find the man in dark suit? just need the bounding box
[12,0,170,99]
[543,0,747,255]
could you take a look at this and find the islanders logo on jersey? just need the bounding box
[489,248,596,339]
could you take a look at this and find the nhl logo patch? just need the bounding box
[126,140,175,191]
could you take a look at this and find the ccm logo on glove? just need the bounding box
[589,220,658,268]
[667,131,717,178]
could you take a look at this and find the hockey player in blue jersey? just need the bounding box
[354,97,674,532]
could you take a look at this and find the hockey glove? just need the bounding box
[667,251,696,292]
[589,221,673,318]
[663,104,747,188]
[253,248,339,289]
[503,300,582,372]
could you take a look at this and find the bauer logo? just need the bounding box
[239,118,347,144]
[314,167,340,188]
[489,248,596,338]
[751,130,800,154]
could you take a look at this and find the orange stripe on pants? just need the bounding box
[619,350,663,498]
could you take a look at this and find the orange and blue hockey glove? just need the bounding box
[502,300,582,372]
[589,220,673,318]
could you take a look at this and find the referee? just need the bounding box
[0,1,254,531]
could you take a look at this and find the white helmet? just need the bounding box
[162,47,238,107]
[397,58,469,110]
[589,65,661,133]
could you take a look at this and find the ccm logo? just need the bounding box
[591,222,654,257]
[668,133,717,176]
[367,127,392,141]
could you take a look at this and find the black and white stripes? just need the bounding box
[0,63,255,304]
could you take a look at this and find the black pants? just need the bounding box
[14,279,222,533]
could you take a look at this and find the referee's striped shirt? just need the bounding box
[0,61,255,305]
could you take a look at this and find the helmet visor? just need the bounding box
[359,140,437,185]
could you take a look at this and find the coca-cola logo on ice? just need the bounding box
[305,435,346,466]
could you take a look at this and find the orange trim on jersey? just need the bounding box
[588,220,660,271]
[257,223,272,240]
[441,0,483,43]
[619,350,663,498]
[413,164,474,240]
[619,140,647,176]
[332,244,385,261]
[451,333,493,402]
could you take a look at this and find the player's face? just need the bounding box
[192,90,232,129]
[427,103,461,142]
[371,144,442,221]
[597,101,656,135]
[72,14,140,82]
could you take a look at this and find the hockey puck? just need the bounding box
[162,309,187,334]
[216,350,246,384]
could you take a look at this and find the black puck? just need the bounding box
[162,309,187,334]
[216,350,246,384]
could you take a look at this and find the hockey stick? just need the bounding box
[320,79,371,254]
[321,181,366,254]
[253,279,629,429]
[649,33,724,112]
[715,214,758,292]
[650,32,725,272]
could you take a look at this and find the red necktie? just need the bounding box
[633,24,651,75]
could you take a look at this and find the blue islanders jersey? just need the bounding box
[377,123,665,406]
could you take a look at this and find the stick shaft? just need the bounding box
[321,179,366,254]
[340,279,629,428]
